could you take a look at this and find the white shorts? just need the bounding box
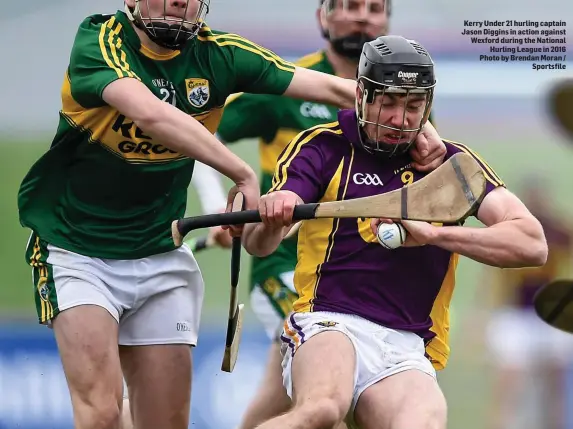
[280,311,436,415]
[486,307,573,367]
[251,270,297,341]
[33,242,204,346]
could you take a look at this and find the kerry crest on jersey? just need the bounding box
[186,78,210,108]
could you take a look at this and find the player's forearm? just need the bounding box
[242,223,287,257]
[137,103,255,185]
[191,162,227,214]
[429,219,547,268]
[328,75,358,109]
[285,67,355,109]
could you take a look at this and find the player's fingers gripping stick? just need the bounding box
[172,153,486,245]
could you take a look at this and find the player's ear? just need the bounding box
[124,0,136,9]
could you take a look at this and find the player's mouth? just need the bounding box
[380,133,409,145]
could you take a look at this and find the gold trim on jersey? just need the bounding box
[192,105,224,134]
[61,72,186,164]
[444,140,504,187]
[99,16,140,80]
[294,51,325,68]
[260,129,300,174]
[294,159,343,313]
[426,253,459,370]
[224,92,244,107]
[197,29,296,73]
[139,42,181,60]
[293,144,355,313]
[271,121,342,191]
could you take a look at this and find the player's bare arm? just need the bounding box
[243,190,302,257]
[283,66,356,110]
[103,78,259,208]
[401,187,548,268]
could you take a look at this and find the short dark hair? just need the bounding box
[319,0,392,15]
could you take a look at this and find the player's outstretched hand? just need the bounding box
[259,190,300,230]
[409,121,446,173]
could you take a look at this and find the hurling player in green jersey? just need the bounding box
[14,0,380,427]
[190,1,445,428]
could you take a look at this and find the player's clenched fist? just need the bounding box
[259,190,302,229]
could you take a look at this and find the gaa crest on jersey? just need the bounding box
[185,78,210,108]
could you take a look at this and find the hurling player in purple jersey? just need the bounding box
[241,35,548,429]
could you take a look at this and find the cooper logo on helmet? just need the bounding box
[397,70,418,84]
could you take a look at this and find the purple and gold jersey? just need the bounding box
[270,109,504,369]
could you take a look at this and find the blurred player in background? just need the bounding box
[191,1,445,428]
[485,177,573,429]
[242,35,548,429]
[16,0,377,427]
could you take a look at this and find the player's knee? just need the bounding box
[296,398,345,428]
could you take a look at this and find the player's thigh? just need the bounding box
[53,305,123,409]
[251,271,298,340]
[118,245,204,346]
[291,331,355,419]
[354,369,446,429]
[29,238,125,404]
[284,320,356,416]
[27,236,123,326]
[120,343,192,429]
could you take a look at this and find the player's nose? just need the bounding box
[171,0,188,9]
[387,108,407,128]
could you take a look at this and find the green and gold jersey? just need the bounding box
[17,10,295,259]
[217,51,338,288]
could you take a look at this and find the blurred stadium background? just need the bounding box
[1,1,572,428]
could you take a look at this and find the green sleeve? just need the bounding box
[214,33,296,95]
[68,15,140,108]
[217,92,278,143]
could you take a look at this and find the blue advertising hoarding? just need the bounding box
[0,322,271,429]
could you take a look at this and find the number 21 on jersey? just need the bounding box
[160,88,176,106]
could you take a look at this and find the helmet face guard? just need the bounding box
[356,77,434,156]
[125,0,209,50]
[320,0,390,60]
[355,36,436,157]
